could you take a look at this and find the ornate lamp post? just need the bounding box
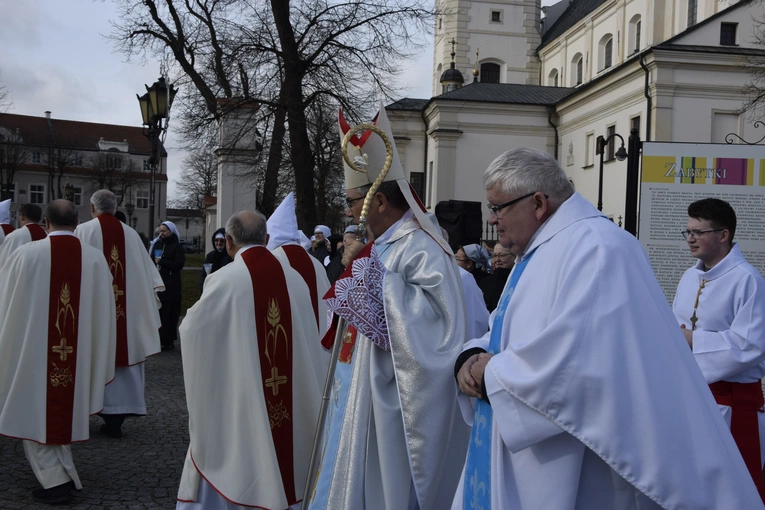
[137,76,177,236]
[64,182,75,203]
[125,202,135,227]
[596,133,628,212]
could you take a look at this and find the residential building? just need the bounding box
[0,111,168,239]
[166,207,205,250]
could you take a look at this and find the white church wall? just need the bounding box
[672,3,759,47]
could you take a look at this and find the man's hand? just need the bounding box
[458,352,493,398]
[341,240,366,268]
[680,324,693,348]
[469,353,493,394]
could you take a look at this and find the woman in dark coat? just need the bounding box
[200,227,233,292]
[154,221,185,351]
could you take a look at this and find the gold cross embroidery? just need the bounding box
[265,366,288,396]
[689,279,707,331]
[113,284,124,302]
[52,337,73,361]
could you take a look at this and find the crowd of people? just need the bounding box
[0,105,763,510]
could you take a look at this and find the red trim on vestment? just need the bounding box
[709,380,765,503]
[187,450,302,509]
[26,223,47,241]
[323,243,374,303]
[282,245,319,330]
[241,247,297,506]
[98,215,129,366]
[1,224,15,235]
[46,236,82,445]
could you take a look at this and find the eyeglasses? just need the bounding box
[487,192,545,217]
[345,195,366,209]
[681,228,725,240]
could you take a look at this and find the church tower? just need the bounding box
[432,0,542,95]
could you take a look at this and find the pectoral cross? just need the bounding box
[265,366,287,395]
[690,279,707,331]
[52,337,73,361]
[113,284,124,302]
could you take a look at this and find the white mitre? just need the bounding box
[338,105,450,254]
[0,199,11,224]
[266,192,300,250]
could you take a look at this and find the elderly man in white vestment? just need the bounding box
[453,148,764,509]
[176,211,324,510]
[673,197,765,503]
[76,190,164,439]
[307,106,469,510]
[267,192,331,336]
[0,202,48,261]
[0,200,116,505]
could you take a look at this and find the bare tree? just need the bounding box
[89,152,140,205]
[43,144,77,201]
[0,127,29,201]
[110,0,434,230]
[0,72,11,113]
[174,143,218,210]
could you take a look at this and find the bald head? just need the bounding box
[45,200,79,232]
[225,210,268,257]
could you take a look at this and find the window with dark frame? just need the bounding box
[688,0,697,27]
[606,125,616,161]
[720,23,737,46]
[604,38,613,69]
[481,63,501,83]
[491,10,501,22]
[409,172,426,203]
[576,57,583,84]
[635,21,641,52]
[631,116,641,137]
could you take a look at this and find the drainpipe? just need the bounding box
[639,54,652,141]
[547,105,559,160]
[421,106,429,196]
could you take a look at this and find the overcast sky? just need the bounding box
[0,0,546,201]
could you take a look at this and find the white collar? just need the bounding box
[234,244,260,261]
[48,230,75,237]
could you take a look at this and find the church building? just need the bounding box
[386,0,765,223]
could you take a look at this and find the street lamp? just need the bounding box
[596,133,628,212]
[64,183,75,202]
[137,76,178,236]
[125,202,135,227]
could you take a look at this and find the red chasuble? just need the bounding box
[46,236,82,445]
[97,215,129,367]
[26,223,47,241]
[1,224,14,235]
[282,245,319,330]
[240,247,297,505]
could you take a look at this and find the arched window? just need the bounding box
[481,63,500,83]
[570,53,583,85]
[629,15,642,54]
[599,34,613,71]
[548,68,559,87]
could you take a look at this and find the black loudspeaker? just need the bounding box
[435,200,483,252]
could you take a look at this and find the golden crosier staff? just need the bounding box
[301,122,392,509]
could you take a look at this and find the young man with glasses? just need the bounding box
[672,197,765,502]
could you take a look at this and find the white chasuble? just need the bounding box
[0,233,116,444]
[76,216,164,365]
[0,222,47,263]
[177,246,323,509]
[452,193,763,510]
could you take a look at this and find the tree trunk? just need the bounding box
[260,106,286,216]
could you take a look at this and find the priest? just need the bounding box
[673,197,765,502]
[0,202,47,261]
[453,148,763,509]
[0,198,15,244]
[309,106,469,510]
[0,199,116,505]
[76,190,164,439]
[267,192,331,335]
[176,210,324,510]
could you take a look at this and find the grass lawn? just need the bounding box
[181,269,202,317]
[185,253,206,267]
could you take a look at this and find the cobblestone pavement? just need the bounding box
[0,346,189,509]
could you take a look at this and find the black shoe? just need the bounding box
[100,423,123,439]
[32,482,73,504]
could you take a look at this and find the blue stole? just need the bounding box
[463,249,536,510]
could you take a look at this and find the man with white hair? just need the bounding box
[176,210,324,509]
[76,189,164,439]
[452,148,764,509]
[0,203,47,262]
